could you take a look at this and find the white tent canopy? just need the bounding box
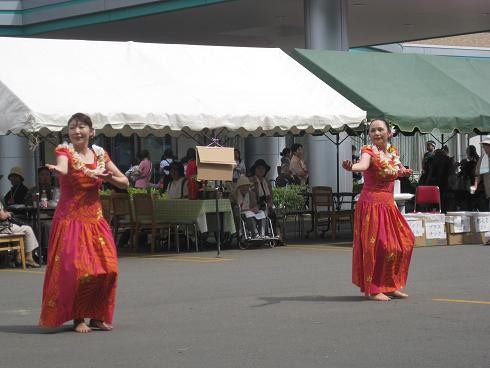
[0,37,366,137]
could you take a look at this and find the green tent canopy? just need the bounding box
[291,49,490,133]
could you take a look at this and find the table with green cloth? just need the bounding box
[153,199,236,234]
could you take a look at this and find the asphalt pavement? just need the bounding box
[1,242,489,368]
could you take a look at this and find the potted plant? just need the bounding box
[272,185,307,215]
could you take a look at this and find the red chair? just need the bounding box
[414,186,441,212]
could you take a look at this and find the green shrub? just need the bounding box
[272,185,306,211]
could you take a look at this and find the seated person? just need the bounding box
[25,166,54,205]
[232,176,266,239]
[4,167,29,206]
[124,158,140,187]
[0,199,40,267]
[275,163,301,187]
[167,162,188,199]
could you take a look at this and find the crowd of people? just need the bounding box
[419,139,489,212]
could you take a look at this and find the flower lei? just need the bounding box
[60,142,106,178]
[371,143,401,177]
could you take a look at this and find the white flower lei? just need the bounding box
[60,142,106,178]
[370,143,401,176]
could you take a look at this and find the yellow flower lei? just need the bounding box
[60,142,106,178]
[371,144,401,177]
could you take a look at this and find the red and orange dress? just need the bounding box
[39,144,118,327]
[352,145,414,295]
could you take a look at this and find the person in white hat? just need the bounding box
[4,166,29,206]
[231,175,266,239]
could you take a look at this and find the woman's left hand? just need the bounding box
[398,168,413,177]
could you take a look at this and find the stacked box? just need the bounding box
[445,212,473,245]
[422,213,447,246]
[403,213,426,247]
[467,212,490,244]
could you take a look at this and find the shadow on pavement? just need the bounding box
[0,325,72,334]
[252,295,364,307]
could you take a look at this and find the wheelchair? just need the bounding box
[234,204,279,250]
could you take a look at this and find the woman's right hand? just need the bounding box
[470,185,477,195]
[342,160,353,171]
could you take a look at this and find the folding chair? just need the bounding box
[110,193,135,249]
[309,186,353,240]
[414,185,441,213]
[132,193,172,253]
[0,234,26,269]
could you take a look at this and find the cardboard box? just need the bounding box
[445,213,472,245]
[196,146,235,181]
[404,213,447,246]
[469,212,490,233]
[466,212,490,244]
[403,214,426,247]
[423,220,447,246]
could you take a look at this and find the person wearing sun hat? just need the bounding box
[249,159,272,211]
[4,166,29,206]
[231,175,266,238]
[249,159,286,244]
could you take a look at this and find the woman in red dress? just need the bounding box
[185,148,199,200]
[40,113,129,332]
[342,119,414,301]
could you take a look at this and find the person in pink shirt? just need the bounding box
[134,150,152,188]
[289,143,309,185]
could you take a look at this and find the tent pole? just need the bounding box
[215,184,221,258]
[33,141,42,265]
[336,133,340,194]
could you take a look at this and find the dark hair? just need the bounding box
[434,148,446,156]
[291,143,303,154]
[234,148,242,164]
[37,166,50,174]
[138,149,150,161]
[280,148,291,157]
[68,112,93,128]
[130,157,139,166]
[170,161,185,177]
[369,118,390,131]
[467,145,479,161]
[186,148,196,161]
[162,148,174,160]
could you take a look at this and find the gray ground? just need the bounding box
[1,242,489,368]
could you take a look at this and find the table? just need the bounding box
[7,205,55,222]
[394,193,415,214]
[153,199,236,234]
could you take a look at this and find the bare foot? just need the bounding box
[367,293,391,302]
[89,319,113,331]
[386,290,409,299]
[73,319,92,333]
